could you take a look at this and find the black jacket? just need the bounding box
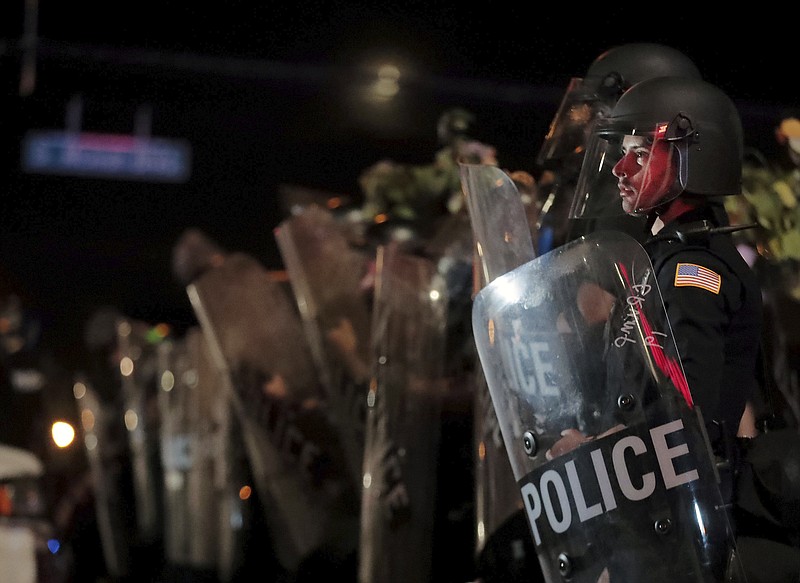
[643,205,763,452]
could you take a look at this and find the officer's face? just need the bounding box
[612,135,678,215]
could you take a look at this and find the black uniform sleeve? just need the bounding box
[655,249,741,424]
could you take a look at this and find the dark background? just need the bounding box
[2,2,796,371]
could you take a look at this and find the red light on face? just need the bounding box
[0,486,12,516]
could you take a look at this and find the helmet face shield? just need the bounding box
[572,121,687,219]
[536,77,616,171]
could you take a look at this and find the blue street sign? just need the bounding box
[21,130,192,183]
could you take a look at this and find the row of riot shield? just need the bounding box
[72,165,747,583]
[276,202,484,582]
[74,313,252,581]
[174,182,550,582]
[184,246,361,577]
[156,327,252,581]
[164,198,479,582]
[73,312,164,581]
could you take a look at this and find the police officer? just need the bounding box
[475,46,706,583]
[535,43,702,253]
[574,76,763,545]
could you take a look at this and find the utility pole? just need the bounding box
[19,0,38,96]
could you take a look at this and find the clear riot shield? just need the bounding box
[472,227,746,582]
[72,376,134,579]
[157,327,245,577]
[115,317,165,548]
[358,242,448,583]
[274,203,372,491]
[461,164,540,574]
[186,251,359,574]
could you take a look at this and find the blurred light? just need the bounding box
[117,320,131,337]
[10,368,45,393]
[161,370,175,392]
[4,336,24,354]
[119,356,134,377]
[85,434,98,450]
[363,472,372,489]
[378,64,400,81]
[81,409,95,432]
[73,381,86,400]
[124,409,139,431]
[165,471,184,491]
[47,539,61,554]
[51,421,75,448]
[238,485,252,501]
[369,63,401,102]
[429,289,441,302]
[229,506,244,529]
[129,345,142,360]
[146,323,170,344]
[183,369,198,388]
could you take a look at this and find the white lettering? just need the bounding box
[591,448,617,511]
[521,482,543,545]
[501,330,557,398]
[566,460,603,522]
[650,419,699,488]
[613,435,656,501]
[531,341,558,397]
[519,420,700,547]
[541,470,572,534]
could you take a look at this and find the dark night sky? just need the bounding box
[2,2,796,369]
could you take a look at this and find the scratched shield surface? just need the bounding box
[274,204,373,493]
[460,164,540,566]
[72,374,135,580]
[115,317,166,546]
[156,327,251,578]
[358,243,449,583]
[472,230,744,582]
[187,251,359,574]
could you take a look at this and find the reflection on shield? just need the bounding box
[156,328,250,579]
[187,251,359,574]
[473,369,529,556]
[72,375,134,580]
[115,317,166,548]
[358,243,448,582]
[274,204,372,492]
[460,163,540,575]
[472,231,745,582]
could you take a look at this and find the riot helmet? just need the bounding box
[536,43,701,171]
[572,76,743,219]
[437,107,476,146]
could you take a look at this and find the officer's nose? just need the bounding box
[612,153,633,179]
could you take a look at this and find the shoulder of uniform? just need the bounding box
[657,249,733,296]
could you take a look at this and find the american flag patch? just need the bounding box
[674,263,721,294]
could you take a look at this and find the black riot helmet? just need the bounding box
[536,43,701,170]
[585,43,702,102]
[437,107,476,146]
[572,77,744,219]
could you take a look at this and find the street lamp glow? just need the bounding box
[51,421,76,448]
[370,63,401,101]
